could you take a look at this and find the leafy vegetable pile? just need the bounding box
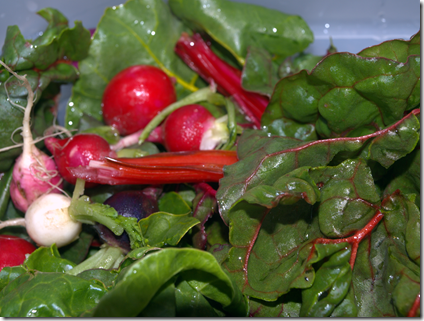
[0,0,420,317]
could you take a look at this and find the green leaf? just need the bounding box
[0,266,26,292]
[0,167,13,220]
[310,159,381,238]
[383,149,420,208]
[279,52,324,78]
[249,292,302,317]
[175,279,219,317]
[24,244,76,273]
[261,117,317,141]
[241,47,279,96]
[76,269,119,289]
[66,0,199,131]
[0,272,107,317]
[168,0,313,65]
[139,212,199,247]
[158,191,192,214]
[217,111,419,223]
[1,8,90,71]
[263,50,420,138]
[138,279,176,317]
[91,248,248,317]
[300,248,352,317]
[0,64,79,170]
[59,229,94,264]
[358,31,420,62]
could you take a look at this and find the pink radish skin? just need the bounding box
[162,104,228,152]
[10,150,63,212]
[0,61,63,213]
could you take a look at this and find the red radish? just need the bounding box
[45,134,117,186]
[162,104,229,152]
[102,65,177,136]
[0,235,36,271]
[0,61,63,213]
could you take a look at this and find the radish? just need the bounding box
[162,104,229,152]
[102,65,177,136]
[45,133,117,186]
[0,235,36,272]
[0,193,82,248]
[0,61,63,213]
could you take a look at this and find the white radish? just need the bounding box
[0,61,63,212]
[0,193,82,248]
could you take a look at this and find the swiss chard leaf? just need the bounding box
[262,47,420,138]
[217,110,419,222]
[168,0,314,65]
[66,0,200,131]
[91,248,248,317]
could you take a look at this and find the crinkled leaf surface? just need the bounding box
[91,248,248,317]
[168,0,313,65]
[217,111,419,222]
[0,272,107,317]
[310,159,381,238]
[1,8,90,71]
[300,248,352,317]
[262,49,420,138]
[66,0,199,131]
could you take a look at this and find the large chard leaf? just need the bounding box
[222,159,379,300]
[262,34,420,138]
[0,272,108,317]
[351,192,420,317]
[358,31,420,62]
[0,64,79,171]
[91,248,248,317]
[168,0,313,66]
[217,110,420,222]
[66,0,200,131]
[1,8,91,71]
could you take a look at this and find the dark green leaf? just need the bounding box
[0,272,107,317]
[91,248,248,317]
[138,279,176,317]
[66,0,199,131]
[263,50,420,138]
[59,229,94,264]
[261,117,317,141]
[249,291,302,317]
[76,269,119,289]
[168,0,313,65]
[0,167,13,220]
[300,248,352,317]
[310,159,381,238]
[175,279,219,317]
[0,64,78,170]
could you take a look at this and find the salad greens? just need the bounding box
[0,0,420,317]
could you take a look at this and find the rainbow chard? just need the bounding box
[69,150,239,185]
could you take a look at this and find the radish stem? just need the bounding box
[0,217,26,229]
